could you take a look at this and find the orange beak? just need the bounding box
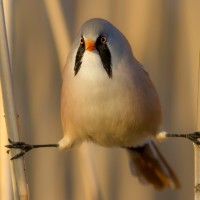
[85,40,96,51]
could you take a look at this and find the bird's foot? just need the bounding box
[166,131,200,145]
[186,132,200,145]
[5,139,33,160]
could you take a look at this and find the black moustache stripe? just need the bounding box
[95,35,112,78]
[74,41,85,76]
[74,35,112,78]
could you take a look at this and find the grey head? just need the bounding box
[72,18,134,78]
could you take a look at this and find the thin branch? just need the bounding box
[0,1,14,199]
[78,144,102,200]
[0,85,13,200]
[194,51,200,200]
[0,0,29,199]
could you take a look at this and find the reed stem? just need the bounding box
[0,0,29,199]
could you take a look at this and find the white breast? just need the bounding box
[61,52,161,148]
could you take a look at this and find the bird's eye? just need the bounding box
[100,36,107,44]
[80,36,84,45]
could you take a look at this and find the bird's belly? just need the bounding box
[63,85,149,147]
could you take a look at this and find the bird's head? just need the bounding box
[72,18,133,78]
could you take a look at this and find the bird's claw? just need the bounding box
[5,139,33,160]
[186,132,200,145]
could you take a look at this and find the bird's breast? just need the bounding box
[61,56,161,147]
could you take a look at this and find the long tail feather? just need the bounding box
[127,141,180,190]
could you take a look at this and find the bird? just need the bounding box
[58,18,180,190]
[7,18,180,190]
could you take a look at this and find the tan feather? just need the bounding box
[127,141,180,190]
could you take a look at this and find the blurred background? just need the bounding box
[0,0,200,199]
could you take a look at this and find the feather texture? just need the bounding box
[127,141,180,190]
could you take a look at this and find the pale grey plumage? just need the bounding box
[58,18,179,189]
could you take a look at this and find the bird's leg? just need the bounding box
[165,131,200,145]
[5,139,58,160]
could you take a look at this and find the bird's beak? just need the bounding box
[85,40,96,51]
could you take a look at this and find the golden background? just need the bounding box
[1,0,200,199]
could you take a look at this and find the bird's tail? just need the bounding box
[127,141,180,190]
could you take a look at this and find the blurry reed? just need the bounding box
[0,0,29,199]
